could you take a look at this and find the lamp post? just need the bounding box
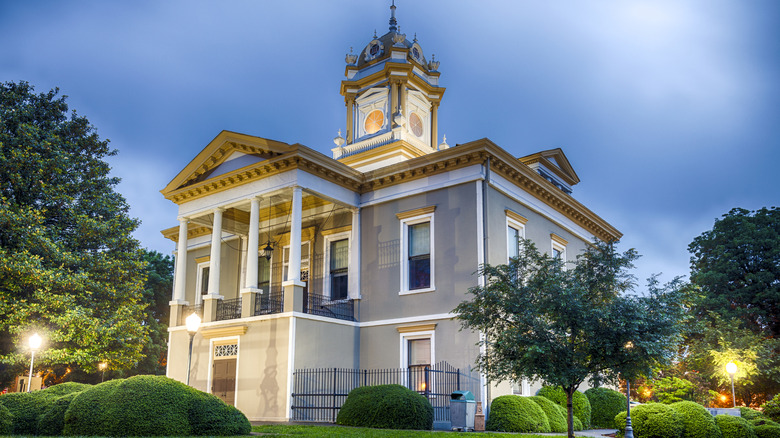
[185,313,201,386]
[27,333,42,392]
[624,341,635,438]
[99,362,107,383]
[726,361,737,408]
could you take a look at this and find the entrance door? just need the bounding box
[212,358,237,406]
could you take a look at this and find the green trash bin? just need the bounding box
[450,390,475,431]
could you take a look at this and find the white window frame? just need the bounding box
[399,213,435,295]
[512,379,532,396]
[399,330,435,370]
[282,241,311,283]
[551,235,567,269]
[323,231,351,301]
[506,217,526,262]
[195,261,210,304]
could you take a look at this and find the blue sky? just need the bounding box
[2,1,778,287]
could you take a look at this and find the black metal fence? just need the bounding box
[216,297,242,321]
[304,292,355,322]
[291,361,480,423]
[254,291,284,316]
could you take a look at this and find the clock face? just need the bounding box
[370,43,380,56]
[410,113,423,137]
[412,47,420,60]
[365,110,384,134]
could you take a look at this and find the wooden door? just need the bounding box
[212,358,237,406]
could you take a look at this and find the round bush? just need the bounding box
[0,403,12,435]
[763,394,780,423]
[38,392,79,436]
[715,414,758,438]
[670,401,721,438]
[586,387,627,428]
[530,395,567,433]
[615,402,683,438]
[574,415,584,431]
[742,408,767,421]
[64,375,250,436]
[43,381,90,397]
[751,418,780,428]
[486,395,551,433]
[537,385,592,429]
[336,384,433,430]
[754,425,780,438]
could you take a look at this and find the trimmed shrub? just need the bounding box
[715,414,757,438]
[586,387,627,428]
[754,425,780,438]
[763,394,780,422]
[485,395,551,433]
[669,401,721,438]
[574,415,584,431]
[0,382,92,435]
[38,392,79,436]
[751,418,780,428]
[615,403,683,438]
[530,395,567,433]
[0,403,12,435]
[742,407,767,421]
[336,384,433,430]
[64,375,251,436]
[42,381,90,397]
[537,385,592,429]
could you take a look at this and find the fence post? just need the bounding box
[457,368,461,391]
[424,366,430,398]
[332,368,337,422]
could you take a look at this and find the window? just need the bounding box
[551,233,567,268]
[283,242,311,283]
[399,328,435,393]
[512,379,531,396]
[398,207,435,294]
[195,260,210,303]
[256,256,271,309]
[328,238,349,300]
[408,222,430,290]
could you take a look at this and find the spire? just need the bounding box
[389,0,398,32]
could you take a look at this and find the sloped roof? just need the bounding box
[518,148,580,186]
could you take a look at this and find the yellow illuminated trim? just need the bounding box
[505,210,529,225]
[200,326,248,339]
[321,225,352,236]
[396,206,436,220]
[551,233,569,246]
[397,323,437,333]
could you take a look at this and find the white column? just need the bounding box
[244,197,261,291]
[173,217,188,302]
[207,208,224,296]
[286,186,303,284]
[349,208,361,299]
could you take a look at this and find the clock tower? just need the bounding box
[332,2,446,172]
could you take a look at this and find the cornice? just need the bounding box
[341,62,445,101]
[161,225,211,242]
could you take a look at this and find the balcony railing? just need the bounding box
[254,291,284,316]
[183,303,203,319]
[305,292,355,322]
[216,297,242,321]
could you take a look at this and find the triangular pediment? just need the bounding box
[518,148,580,187]
[161,130,295,196]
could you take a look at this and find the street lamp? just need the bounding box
[99,362,107,383]
[624,341,635,438]
[726,361,738,408]
[185,313,201,386]
[27,333,42,392]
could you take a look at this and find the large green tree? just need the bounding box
[454,240,689,438]
[689,207,780,338]
[0,81,149,387]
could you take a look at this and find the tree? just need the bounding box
[689,207,780,339]
[0,81,149,387]
[454,239,689,438]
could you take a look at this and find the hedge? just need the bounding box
[669,401,721,438]
[0,403,12,435]
[64,375,250,436]
[715,414,758,438]
[585,387,627,429]
[37,392,79,436]
[751,418,780,428]
[764,394,780,423]
[537,385,592,429]
[0,381,91,435]
[754,425,780,438]
[615,402,683,438]
[486,395,551,433]
[530,395,567,433]
[335,384,433,430]
[742,408,768,421]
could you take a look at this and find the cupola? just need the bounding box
[333,2,446,172]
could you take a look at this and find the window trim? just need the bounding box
[512,379,531,396]
[551,233,568,269]
[399,329,435,370]
[323,231,351,301]
[195,259,210,304]
[399,212,435,295]
[282,240,311,283]
[506,216,526,263]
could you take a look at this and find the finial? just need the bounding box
[373,29,378,38]
[345,47,357,65]
[438,134,449,150]
[333,130,345,147]
[389,0,398,32]
[414,33,418,42]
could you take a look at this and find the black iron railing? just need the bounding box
[304,292,355,322]
[291,361,480,423]
[216,297,242,321]
[254,291,284,316]
[182,303,203,320]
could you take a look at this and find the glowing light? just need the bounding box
[29,333,42,350]
[721,394,727,402]
[726,362,737,375]
[186,313,201,334]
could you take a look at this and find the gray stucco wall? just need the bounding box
[358,182,480,322]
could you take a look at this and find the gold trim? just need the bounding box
[194,256,210,264]
[161,225,212,242]
[396,206,436,220]
[200,325,247,339]
[397,323,437,333]
[551,233,569,247]
[321,225,352,236]
[505,210,529,225]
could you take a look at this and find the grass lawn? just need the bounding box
[253,424,567,437]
